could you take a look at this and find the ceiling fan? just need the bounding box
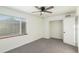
[32,6,54,15]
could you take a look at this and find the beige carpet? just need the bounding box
[6,38,78,53]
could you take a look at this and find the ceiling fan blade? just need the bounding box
[32,11,41,13]
[35,6,40,10]
[45,11,52,13]
[46,6,54,10]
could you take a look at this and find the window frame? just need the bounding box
[0,14,27,39]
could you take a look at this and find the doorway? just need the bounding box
[49,20,63,40]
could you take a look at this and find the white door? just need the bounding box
[63,16,75,46]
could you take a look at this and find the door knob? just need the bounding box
[63,32,65,33]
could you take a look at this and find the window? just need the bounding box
[0,14,26,38]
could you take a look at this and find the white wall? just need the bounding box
[43,18,50,38]
[0,7,44,52]
[49,20,63,39]
[76,7,79,52]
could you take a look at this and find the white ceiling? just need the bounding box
[7,6,76,17]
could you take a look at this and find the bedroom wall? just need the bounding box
[0,7,44,52]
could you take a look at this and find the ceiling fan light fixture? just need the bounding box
[41,12,44,14]
[33,6,54,16]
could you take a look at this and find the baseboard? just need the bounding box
[63,42,78,48]
[50,37,63,40]
[63,40,77,47]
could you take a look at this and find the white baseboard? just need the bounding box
[50,37,63,40]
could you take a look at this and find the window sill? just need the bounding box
[0,34,27,39]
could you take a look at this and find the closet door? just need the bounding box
[63,16,75,46]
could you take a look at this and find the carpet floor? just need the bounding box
[6,38,78,53]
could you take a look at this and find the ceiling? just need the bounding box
[7,6,76,17]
